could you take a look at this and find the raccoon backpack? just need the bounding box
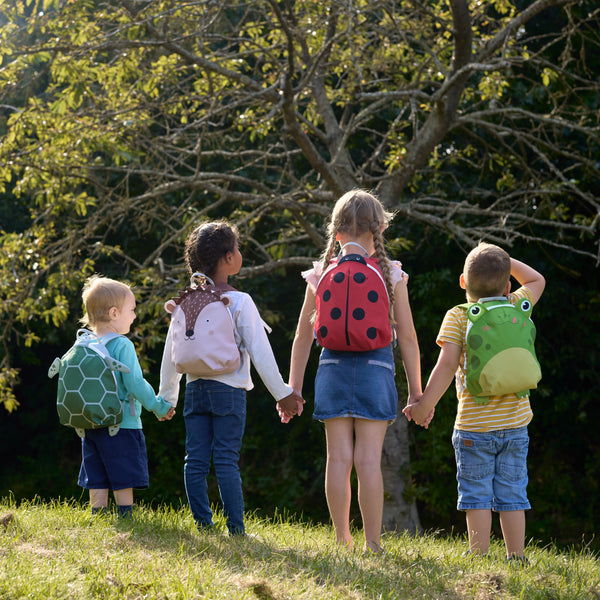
[165,273,241,377]
[48,329,130,438]
[315,251,393,351]
[458,296,542,405]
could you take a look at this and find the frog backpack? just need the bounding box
[458,296,541,405]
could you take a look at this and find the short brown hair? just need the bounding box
[80,275,132,327]
[463,242,510,301]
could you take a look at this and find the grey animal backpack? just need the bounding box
[165,273,241,377]
[48,329,130,438]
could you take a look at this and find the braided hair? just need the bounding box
[184,220,239,278]
[320,190,396,321]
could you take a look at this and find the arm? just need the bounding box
[158,324,182,407]
[406,341,461,426]
[116,339,172,419]
[393,279,422,405]
[288,283,316,395]
[236,295,303,416]
[510,258,545,305]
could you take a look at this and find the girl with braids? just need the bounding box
[288,190,422,553]
[159,220,303,536]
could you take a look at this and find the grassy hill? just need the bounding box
[1,498,598,599]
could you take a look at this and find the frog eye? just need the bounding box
[521,300,531,312]
[469,305,482,317]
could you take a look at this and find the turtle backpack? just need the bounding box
[48,329,130,438]
[459,296,542,405]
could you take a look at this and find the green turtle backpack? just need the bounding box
[458,296,541,405]
[48,329,130,438]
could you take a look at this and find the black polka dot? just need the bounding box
[353,308,365,320]
[333,272,345,283]
[319,326,328,338]
[353,272,366,284]
[366,327,377,340]
[330,307,342,320]
[367,290,378,303]
[323,289,331,302]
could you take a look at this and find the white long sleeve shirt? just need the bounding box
[158,290,292,407]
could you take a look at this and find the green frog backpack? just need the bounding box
[458,296,541,405]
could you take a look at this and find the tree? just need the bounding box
[1,0,599,530]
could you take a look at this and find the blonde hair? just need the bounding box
[321,190,396,313]
[80,275,132,328]
[463,242,511,301]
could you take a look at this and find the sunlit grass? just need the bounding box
[1,497,598,599]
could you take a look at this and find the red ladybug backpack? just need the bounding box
[315,253,393,351]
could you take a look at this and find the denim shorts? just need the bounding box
[452,427,530,512]
[78,428,149,491]
[313,345,397,421]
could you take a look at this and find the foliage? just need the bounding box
[1,0,600,545]
[1,499,599,599]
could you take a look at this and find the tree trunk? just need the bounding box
[381,402,422,533]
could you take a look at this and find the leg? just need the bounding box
[113,488,134,516]
[499,510,526,558]
[465,509,492,555]
[324,417,355,548]
[183,381,215,529]
[353,418,388,552]
[211,387,246,535]
[89,488,109,509]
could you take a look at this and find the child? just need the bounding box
[77,276,175,516]
[404,242,545,563]
[158,220,303,536]
[288,190,422,553]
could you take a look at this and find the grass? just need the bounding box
[0,498,598,599]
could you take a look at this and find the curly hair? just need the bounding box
[184,220,239,277]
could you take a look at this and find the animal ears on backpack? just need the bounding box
[515,298,533,316]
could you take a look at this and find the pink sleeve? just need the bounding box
[390,260,409,290]
[301,261,322,294]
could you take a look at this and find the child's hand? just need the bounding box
[159,406,176,421]
[404,400,434,429]
[277,391,304,423]
[403,392,421,421]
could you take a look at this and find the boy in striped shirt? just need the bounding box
[404,243,545,563]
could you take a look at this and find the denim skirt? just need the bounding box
[314,345,397,421]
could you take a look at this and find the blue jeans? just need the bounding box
[183,379,247,534]
[452,427,530,512]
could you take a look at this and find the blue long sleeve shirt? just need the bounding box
[104,335,171,428]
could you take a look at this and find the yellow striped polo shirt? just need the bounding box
[437,287,535,433]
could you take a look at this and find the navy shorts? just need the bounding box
[78,428,149,491]
[314,345,397,421]
[452,427,530,512]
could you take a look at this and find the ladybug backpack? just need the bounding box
[315,247,393,351]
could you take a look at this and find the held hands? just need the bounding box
[403,395,435,429]
[276,390,305,424]
[159,406,176,421]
